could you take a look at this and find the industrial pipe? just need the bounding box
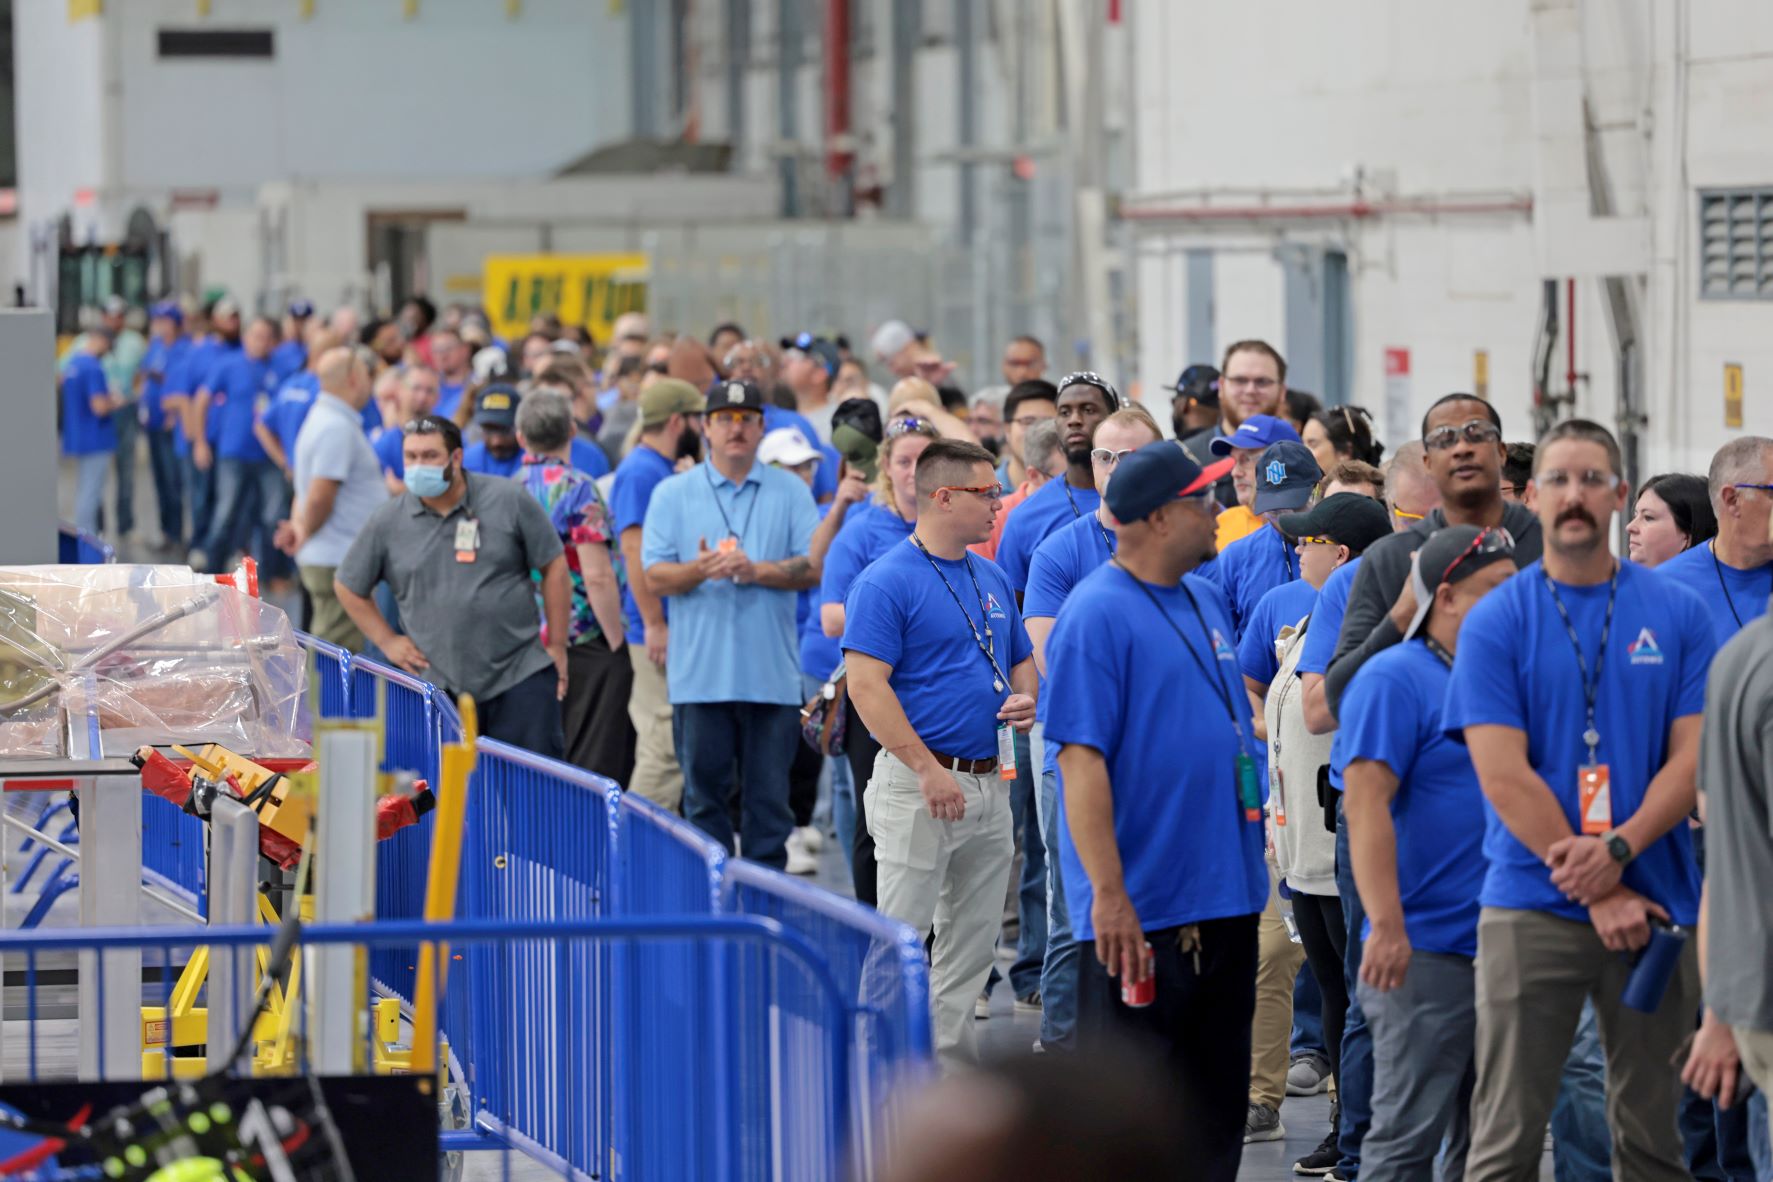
[1119,196,1534,223]
[824,0,853,208]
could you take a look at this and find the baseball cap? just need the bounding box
[640,377,708,427]
[1210,413,1300,457]
[870,319,917,362]
[1251,441,1324,515]
[707,379,766,414]
[101,295,129,318]
[1104,441,1227,524]
[149,300,184,327]
[1400,524,1517,641]
[209,296,240,320]
[759,426,823,469]
[288,299,315,319]
[782,332,842,380]
[475,384,519,429]
[1057,370,1122,411]
[831,397,883,444]
[832,424,881,483]
[1171,363,1220,405]
[1275,492,1392,556]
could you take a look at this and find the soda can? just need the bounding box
[1120,942,1155,1008]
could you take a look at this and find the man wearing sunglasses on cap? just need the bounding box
[1445,420,1717,1179]
[1336,524,1515,1179]
[995,372,1120,601]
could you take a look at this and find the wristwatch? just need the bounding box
[1601,830,1634,867]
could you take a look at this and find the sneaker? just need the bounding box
[1287,1051,1332,1096]
[796,825,824,853]
[1245,1102,1285,1144]
[1013,991,1042,1014]
[974,991,992,1020]
[1293,1129,1341,1175]
[783,831,818,876]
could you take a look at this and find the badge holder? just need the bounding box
[997,723,1018,781]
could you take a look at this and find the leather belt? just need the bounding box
[929,751,997,776]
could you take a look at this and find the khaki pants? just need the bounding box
[298,565,365,652]
[625,646,682,811]
[1466,906,1699,1182]
[1733,1024,1773,1098]
[867,750,1013,1073]
[1251,863,1305,1110]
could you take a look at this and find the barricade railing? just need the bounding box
[56,522,115,565]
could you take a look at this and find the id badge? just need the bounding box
[1578,764,1612,834]
[997,723,1018,781]
[1235,752,1261,822]
[1273,768,1288,827]
[718,536,738,554]
[455,518,480,564]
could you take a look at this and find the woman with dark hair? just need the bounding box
[1627,472,1717,567]
[1302,405,1384,470]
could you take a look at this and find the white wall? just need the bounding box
[14,2,109,244]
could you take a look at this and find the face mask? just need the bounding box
[406,464,450,498]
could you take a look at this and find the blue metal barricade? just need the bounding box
[141,792,206,917]
[57,522,115,564]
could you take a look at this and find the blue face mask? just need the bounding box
[406,464,450,498]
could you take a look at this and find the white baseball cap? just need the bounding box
[759,427,823,469]
[869,319,916,363]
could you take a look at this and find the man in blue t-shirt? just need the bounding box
[1044,442,1267,1182]
[1211,432,1320,640]
[1339,524,1515,1178]
[1658,436,1773,647]
[1445,420,1717,1179]
[270,299,313,382]
[61,327,121,536]
[192,316,283,574]
[610,379,705,812]
[373,366,440,486]
[993,372,1118,595]
[138,303,190,551]
[843,438,1037,1071]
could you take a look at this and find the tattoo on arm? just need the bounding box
[780,556,811,580]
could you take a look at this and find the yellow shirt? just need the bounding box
[1215,504,1262,553]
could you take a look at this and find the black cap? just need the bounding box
[708,379,767,413]
[1401,525,1517,640]
[1171,363,1220,405]
[831,397,883,444]
[1276,493,1392,556]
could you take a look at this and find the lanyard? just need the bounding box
[1711,542,1768,629]
[704,461,760,544]
[1090,513,1115,558]
[912,536,1012,692]
[1111,560,1248,754]
[1423,635,1455,669]
[1540,565,1617,765]
[1061,480,1086,521]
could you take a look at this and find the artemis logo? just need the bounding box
[1628,627,1664,665]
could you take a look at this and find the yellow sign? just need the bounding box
[67,0,102,22]
[483,254,649,346]
[1474,349,1490,400]
[1726,362,1744,429]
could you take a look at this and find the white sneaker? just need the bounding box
[783,830,818,876]
[796,825,825,853]
[975,991,992,1020]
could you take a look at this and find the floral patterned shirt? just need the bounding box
[518,456,623,647]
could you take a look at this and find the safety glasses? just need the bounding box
[1423,418,1502,451]
[887,416,933,437]
[1295,535,1340,547]
[1442,526,1516,584]
[708,409,762,428]
[1090,447,1135,467]
[938,483,1004,501]
[1536,469,1619,492]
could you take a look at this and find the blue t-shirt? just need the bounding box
[1215,523,1301,641]
[842,539,1032,760]
[819,501,915,612]
[799,503,843,679]
[207,354,275,462]
[270,338,307,383]
[1657,541,1771,646]
[1237,578,1319,687]
[60,353,115,456]
[373,427,406,478]
[1024,511,1119,774]
[261,371,319,463]
[611,444,676,644]
[1044,563,1268,939]
[138,335,189,432]
[1333,639,1486,958]
[1296,557,1361,678]
[570,436,611,479]
[995,477,1102,593]
[436,380,466,421]
[1442,560,1716,924]
[642,460,819,705]
[465,439,609,480]
[762,404,838,501]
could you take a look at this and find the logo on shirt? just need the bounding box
[1265,460,1287,485]
[1628,627,1664,665]
[984,593,1008,621]
[1212,628,1236,661]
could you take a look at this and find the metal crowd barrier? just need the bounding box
[56,522,115,565]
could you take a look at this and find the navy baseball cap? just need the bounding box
[288,299,315,319]
[1252,441,1324,515]
[475,384,519,429]
[1105,442,1231,524]
[1210,413,1300,457]
[782,332,841,380]
[149,300,184,327]
[1171,363,1220,405]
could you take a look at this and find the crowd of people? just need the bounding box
[57,299,1773,1178]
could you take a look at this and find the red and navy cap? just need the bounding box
[1105,442,1232,523]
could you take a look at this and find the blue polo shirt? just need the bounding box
[611,444,676,644]
[1215,522,1300,641]
[1025,511,1118,774]
[800,503,844,680]
[819,500,915,612]
[842,539,1032,760]
[995,477,1102,593]
[642,459,819,705]
[138,335,188,432]
[1443,560,1716,925]
[1335,639,1486,957]
[270,338,307,383]
[60,353,115,456]
[261,371,319,463]
[1045,562,1267,939]
[206,353,275,462]
[1238,578,1319,687]
[1657,540,1771,646]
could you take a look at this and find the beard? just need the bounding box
[675,426,703,462]
[1064,443,1092,467]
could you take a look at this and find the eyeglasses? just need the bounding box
[1423,418,1502,451]
[1223,375,1278,391]
[1090,447,1135,467]
[887,416,932,437]
[1441,526,1516,584]
[1295,535,1340,547]
[1392,506,1425,521]
[1537,469,1620,492]
[708,409,762,427]
[1498,483,1522,498]
[938,483,1004,500]
[1734,483,1773,494]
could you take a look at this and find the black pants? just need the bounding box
[478,665,566,760]
[787,732,821,829]
[1077,913,1259,1182]
[1291,890,1347,1080]
[845,723,881,905]
[563,637,636,785]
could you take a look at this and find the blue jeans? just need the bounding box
[1750,1092,1771,1180]
[1680,1056,1758,1181]
[111,407,137,536]
[146,426,183,545]
[1037,763,1081,1051]
[72,451,111,537]
[203,457,283,571]
[1007,729,1048,999]
[181,451,214,552]
[1293,966,1327,1058]
[1551,1001,1613,1182]
[673,701,798,870]
[1335,797,1375,1179]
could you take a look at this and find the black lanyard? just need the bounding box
[704,461,760,545]
[1275,525,1297,582]
[912,536,1012,691]
[1423,635,1455,669]
[1112,560,1247,753]
[1090,513,1115,558]
[1061,480,1086,520]
[1711,542,1768,629]
[1540,565,1617,765]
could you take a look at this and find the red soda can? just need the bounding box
[1121,942,1155,1008]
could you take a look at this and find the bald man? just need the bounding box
[277,346,390,649]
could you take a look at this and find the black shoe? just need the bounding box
[1294,1129,1340,1175]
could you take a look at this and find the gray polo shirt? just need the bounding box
[1699,603,1773,1031]
[336,473,564,702]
